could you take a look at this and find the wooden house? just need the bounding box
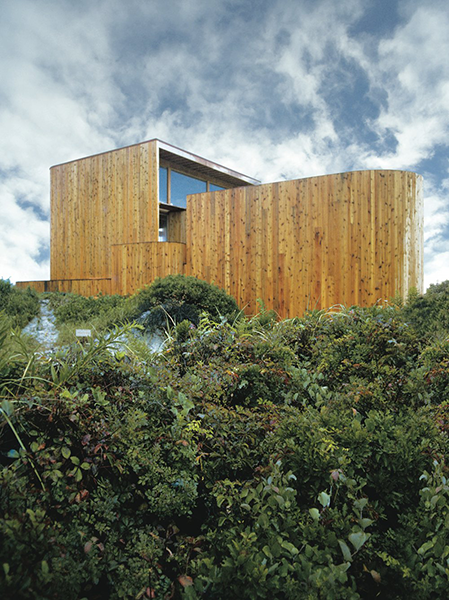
[17,139,423,318]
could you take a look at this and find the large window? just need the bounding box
[171,171,207,208]
[159,166,225,208]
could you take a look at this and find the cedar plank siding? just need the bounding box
[185,170,423,317]
[17,140,423,319]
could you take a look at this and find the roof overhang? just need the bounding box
[158,201,185,212]
[50,138,261,187]
[156,140,260,187]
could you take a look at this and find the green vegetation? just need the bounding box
[127,274,240,331]
[402,281,449,338]
[0,280,448,598]
[0,280,39,328]
[45,292,129,345]
[48,292,126,326]
[43,275,239,343]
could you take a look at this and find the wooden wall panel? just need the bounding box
[15,281,47,293]
[39,163,423,314]
[167,211,186,243]
[186,170,423,318]
[111,242,186,296]
[50,140,159,282]
[16,279,111,296]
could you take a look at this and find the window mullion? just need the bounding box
[167,167,171,204]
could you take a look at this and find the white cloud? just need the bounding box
[424,179,449,243]
[424,251,449,290]
[0,0,121,281]
[0,0,448,289]
[422,176,449,288]
[361,5,449,169]
[0,181,49,282]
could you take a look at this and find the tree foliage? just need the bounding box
[0,283,449,598]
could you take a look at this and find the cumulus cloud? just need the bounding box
[0,0,121,282]
[0,0,448,288]
[0,179,49,281]
[361,4,449,169]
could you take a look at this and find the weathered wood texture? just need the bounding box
[111,242,186,296]
[50,140,159,281]
[167,211,186,243]
[186,170,423,317]
[15,279,111,296]
[20,161,423,314]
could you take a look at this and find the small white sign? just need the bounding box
[76,329,92,337]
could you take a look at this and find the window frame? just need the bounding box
[159,160,226,206]
[158,211,168,242]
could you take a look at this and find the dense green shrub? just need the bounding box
[302,306,424,411]
[1,299,449,599]
[49,292,127,326]
[0,359,198,598]
[402,281,449,337]
[0,311,41,394]
[416,339,449,404]
[190,459,372,599]
[156,307,433,412]
[0,280,39,328]
[128,274,240,331]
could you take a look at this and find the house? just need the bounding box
[17,139,423,318]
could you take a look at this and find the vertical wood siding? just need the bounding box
[50,141,159,281]
[15,279,112,296]
[111,242,186,296]
[27,162,423,314]
[166,211,186,243]
[186,170,423,317]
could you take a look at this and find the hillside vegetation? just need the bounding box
[0,279,39,329]
[0,278,448,599]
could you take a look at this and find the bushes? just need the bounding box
[0,362,198,599]
[403,281,449,337]
[3,396,445,597]
[44,275,239,339]
[0,280,39,328]
[48,292,127,326]
[191,459,374,599]
[1,297,449,598]
[129,275,240,331]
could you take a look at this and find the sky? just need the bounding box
[1,0,448,291]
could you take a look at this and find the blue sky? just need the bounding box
[1,0,448,290]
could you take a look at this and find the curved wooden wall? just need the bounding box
[186,170,423,317]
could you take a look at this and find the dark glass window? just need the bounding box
[159,213,168,242]
[170,170,207,208]
[159,165,226,210]
[159,167,168,203]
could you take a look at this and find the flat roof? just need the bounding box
[51,138,260,187]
